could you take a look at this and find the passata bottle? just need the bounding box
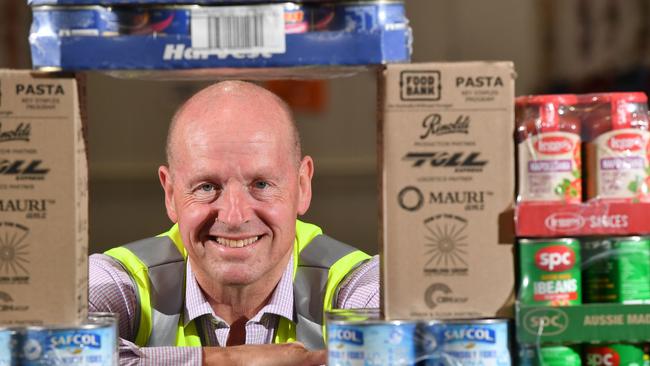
[583,92,650,202]
[516,94,581,204]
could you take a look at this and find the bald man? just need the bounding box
[88,81,379,366]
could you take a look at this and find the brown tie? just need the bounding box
[226,317,247,346]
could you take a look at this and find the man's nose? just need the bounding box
[215,184,250,226]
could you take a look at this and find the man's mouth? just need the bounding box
[211,236,259,248]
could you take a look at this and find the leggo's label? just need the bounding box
[518,131,581,203]
[589,129,650,202]
[519,239,582,306]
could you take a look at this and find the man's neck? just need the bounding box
[192,258,289,325]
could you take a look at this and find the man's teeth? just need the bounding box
[215,236,259,248]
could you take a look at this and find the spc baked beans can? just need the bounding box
[518,345,582,366]
[583,236,650,304]
[519,238,582,306]
[584,344,648,366]
[515,94,582,204]
[326,309,418,366]
[416,319,511,365]
[17,319,117,366]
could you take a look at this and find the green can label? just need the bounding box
[583,237,650,304]
[585,344,647,366]
[519,345,582,366]
[519,239,582,306]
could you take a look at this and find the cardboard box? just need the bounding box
[380,62,516,320]
[0,70,87,326]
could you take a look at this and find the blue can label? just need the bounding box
[418,322,511,366]
[0,329,18,366]
[328,323,417,366]
[20,326,115,366]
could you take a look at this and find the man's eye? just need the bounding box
[199,183,215,192]
[253,181,269,189]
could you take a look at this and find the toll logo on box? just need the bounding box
[400,71,441,101]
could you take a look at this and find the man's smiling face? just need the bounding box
[159,81,313,290]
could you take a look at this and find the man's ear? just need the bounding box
[297,156,314,215]
[159,165,178,223]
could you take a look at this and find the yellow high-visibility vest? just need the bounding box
[105,220,371,348]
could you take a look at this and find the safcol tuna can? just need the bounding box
[0,328,19,366]
[17,316,118,366]
[326,308,417,366]
[416,319,511,365]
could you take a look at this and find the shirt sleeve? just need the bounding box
[334,255,380,309]
[89,254,202,366]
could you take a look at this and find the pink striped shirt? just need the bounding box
[89,247,379,366]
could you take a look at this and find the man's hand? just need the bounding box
[202,342,327,366]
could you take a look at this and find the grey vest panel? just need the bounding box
[117,233,363,350]
[294,234,359,350]
[122,236,185,347]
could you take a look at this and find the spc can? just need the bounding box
[584,344,648,366]
[583,236,650,304]
[326,308,418,366]
[519,238,582,306]
[17,321,117,366]
[518,345,582,366]
[416,319,511,366]
[0,328,19,366]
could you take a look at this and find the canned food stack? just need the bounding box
[1,313,119,366]
[27,0,411,74]
[515,93,650,365]
[327,309,512,366]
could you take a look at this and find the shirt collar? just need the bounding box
[183,255,295,326]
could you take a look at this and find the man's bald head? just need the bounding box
[166,81,301,169]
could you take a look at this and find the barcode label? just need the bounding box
[191,5,285,54]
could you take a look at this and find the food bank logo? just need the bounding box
[400,71,441,101]
[535,245,575,272]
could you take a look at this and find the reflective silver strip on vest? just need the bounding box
[123,236,185,347]
[294,234,358,350]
